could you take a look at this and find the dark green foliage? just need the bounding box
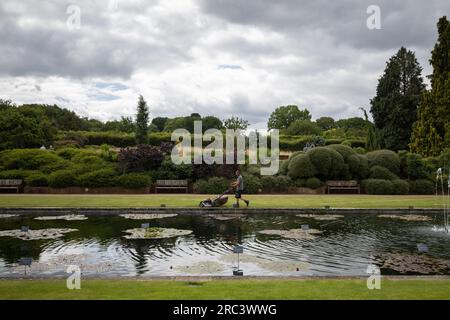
[0,169,37,179]
[306,147,344,179]
[305,177,323,189]
[268,105,311,130]
[151,158,192,180]
[370,47,425,150]
[285,120,321,136]
[355,154,370,179]
[135,95,149,144]
[362,179,394,195]
[48,170,77,188]
[24,172,48,187]
[0,149,65,171]
[194,177,229,194]
[294,179,306,187]
[316,117,335,130]
[288,154,316,179]
[411,17,450,157]
[369,165,399,180]
[408,179,435,195]
[279,160,289,175]
[366,150,400,174]
[76,168,117,188]
[242,173,262,194]
[261,175,293,192]
[404,153,428,179]
[114,173,151,189]
[223,117,249,130]
[151,117,169,132]
[118,145,164,173]
[103,117,135,133]
[0,105,56,150]
[391,179,410,195]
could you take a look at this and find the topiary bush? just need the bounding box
[261,175,293,192]
[114,173,151,189]
[362,179,394,195]
[404,153,428,180]
[0,169,37,179]
[48,169,77,188]
[369,165,399,180]
[294,178,306,187]
[355,154,370,178]
[306,147,344,179]
[305,177,323,189]
[193,177,229,194]
[391,179,409,195]
[288,154,316,179]
[409,179,435,195]
[76,168,117,188]
[25,172,48,187]
[242,173,263,194]
[366,150,400,175]
[0,149,64,171]
[279,159,289,175]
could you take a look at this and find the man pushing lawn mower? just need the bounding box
[198,169,249,208]
[231,169,250,208]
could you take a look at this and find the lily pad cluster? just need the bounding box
[378,214,432,221]
[0,228,78,240]
[122,227,192,239]
[34,214,88,221]
[258,228,322,240]
[119,213,177,220]
[297,214,344,221]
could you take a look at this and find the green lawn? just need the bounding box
[0,278,449,300]
[0,194,441,208]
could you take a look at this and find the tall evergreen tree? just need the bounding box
[135,95,149,144]
[411,16,450,157]
[370,47,425,151]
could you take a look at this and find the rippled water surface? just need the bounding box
[0,212,449,277]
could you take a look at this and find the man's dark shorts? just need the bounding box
[235,189,244,198]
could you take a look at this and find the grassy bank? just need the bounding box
[0,194,440,208]
[0,278,449,300]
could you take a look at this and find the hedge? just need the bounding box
[261,175,293,192]
[24,171,48,187]
[76,168,117,188]
[288,154,316,179]
[48,169,77,188]
[366,149,400,175]
[306,147,344,179]
[193,177,229,194]
[369,165,399,180]
[362,179,394,195]
[408,179,435,195]
[0,149,64,171]
[114,173,151,189]
[391,179,409,195]
[0,169,37,179]
[305,177,323,189]
[242,173,263,194]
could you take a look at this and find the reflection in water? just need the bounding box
[0,213,449,277]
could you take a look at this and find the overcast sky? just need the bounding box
[0,0,448,130]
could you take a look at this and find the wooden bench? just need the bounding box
[155,180,188,193]
[326,180,360,194]
[0,179,23,193]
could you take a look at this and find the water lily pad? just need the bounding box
[0,228,78,240]
[376,252,450,274]
[34,214,88,221]
[0,214,19,219]
[378,214,432,221]
[173,261,225,274]
[296,214,344,221]
[258,228,322,240]
[122,227,192,239]
[207,214,245,221]
[119,213,178,220]
[219,254,309,272]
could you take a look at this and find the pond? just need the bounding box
[0,212,449,277]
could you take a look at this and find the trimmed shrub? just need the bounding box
[391,179,409,195]
[305,177,323,189]
[362,179,394,195]
[55,147,81,160]
[369,165,399,180]
[261,175,292,192]
[0,149,64,171]
[354,147,366,154]
[279,135,312,151]
[193,177,229,194]
[288,154,316,179]
[306,147,344,179]
[76,168,117,188]
[366,150,400,175]
[294,179,306,187]
[279,160,289,175]
[405,153,427,180]
[114,173,151,189]
[48,169,77,188]
[326,144,356,161]
[242,173,263,194]
[409,179,434,195]
[0,169,37,179]
[355,154,370,179]
[25,172,48,187]
[148,132,172,146]
[151,158,192,180]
